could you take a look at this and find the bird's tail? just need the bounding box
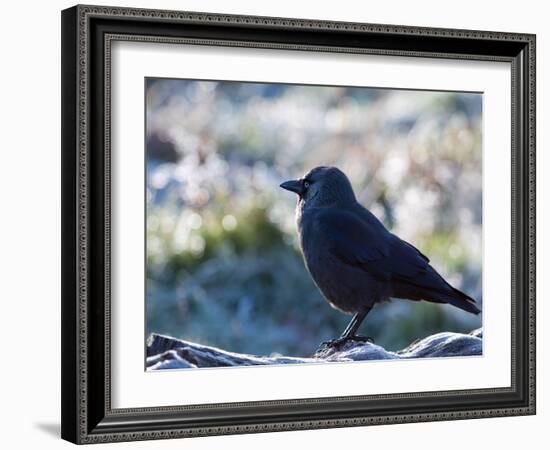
[403,282,481,315]
[394,268,481,315]
[441,286,481,315]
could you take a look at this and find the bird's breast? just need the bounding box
[297,209,391,313]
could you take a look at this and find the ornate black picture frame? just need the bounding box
[61,4,536,444]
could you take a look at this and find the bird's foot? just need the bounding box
[318,337,348,350]
[314,335,375,357]
[349,335,375,344]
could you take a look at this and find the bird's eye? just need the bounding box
[303,180,310,189]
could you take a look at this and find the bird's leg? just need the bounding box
[339,312,363,339]
[316,307,374,355]
[339,307,375,343]
[340,309,369,341]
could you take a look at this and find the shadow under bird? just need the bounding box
[280,166,480,352]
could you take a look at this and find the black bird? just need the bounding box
[280,166,480,350]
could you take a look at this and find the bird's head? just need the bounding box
[280,166,357,209]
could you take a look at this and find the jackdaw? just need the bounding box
[280,166,480,350]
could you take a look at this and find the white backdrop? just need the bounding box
[112,43,510,408]
[0,0,546,449]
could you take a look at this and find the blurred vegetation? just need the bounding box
[145,78,482,357]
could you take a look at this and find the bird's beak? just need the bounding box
[280,179,303,195]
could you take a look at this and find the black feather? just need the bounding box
[282,166,481,324]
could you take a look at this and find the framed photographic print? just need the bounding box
[61,4,536,444]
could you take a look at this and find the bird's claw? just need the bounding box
[349,335,375,344]
[314,335,375,356]
[318,338,346,349]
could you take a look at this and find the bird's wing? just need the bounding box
[384,234,430,279]
[315,209,390,278]
[399,239,430,263]
[316,209,429,281]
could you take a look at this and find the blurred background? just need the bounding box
[145,78,482,358]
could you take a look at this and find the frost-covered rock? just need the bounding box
[146,329,482,370]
